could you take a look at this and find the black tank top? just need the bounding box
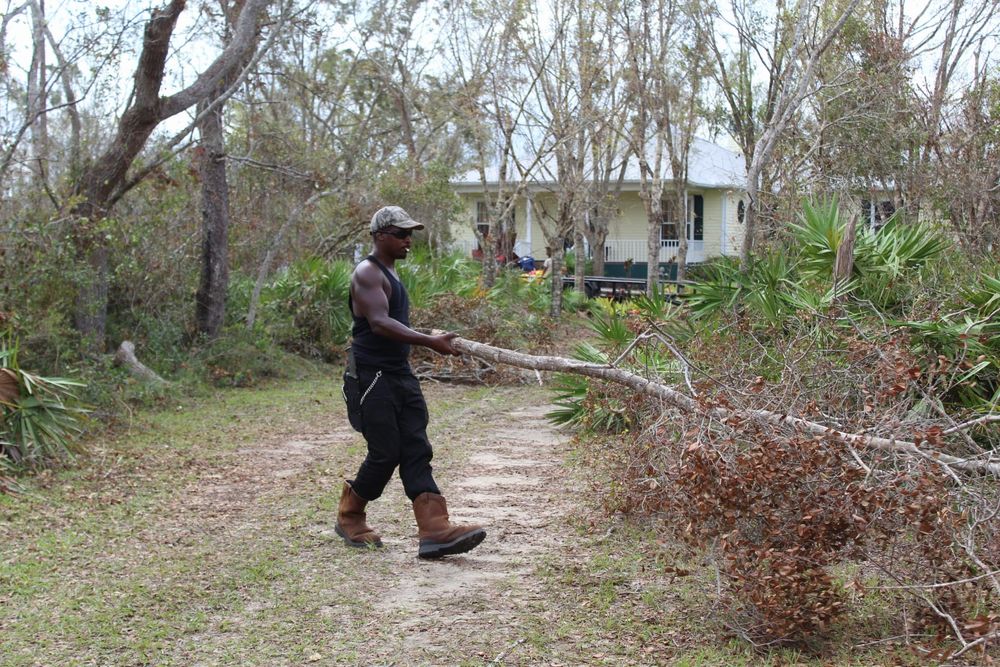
[349,255,411,372]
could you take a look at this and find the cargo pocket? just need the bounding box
[342,372,364,432]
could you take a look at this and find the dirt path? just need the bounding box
[350,392,578,664]
[192,382,589,665]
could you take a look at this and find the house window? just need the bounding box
[660,217,679,243]
[475,201,490,238]
[861,198,896,231]
[879,201,896,226]
[737,199,745,224]
[660,195,704,244]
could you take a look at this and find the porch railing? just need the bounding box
[447,238,706,264]
[604,239,705,264]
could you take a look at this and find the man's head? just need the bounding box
[370,206,422,260]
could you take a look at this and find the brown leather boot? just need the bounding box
[335,481,383,548]
[412,492,486,559]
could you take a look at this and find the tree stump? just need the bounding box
[113,341,168,386]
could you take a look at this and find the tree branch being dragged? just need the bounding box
[449,336,1000,476]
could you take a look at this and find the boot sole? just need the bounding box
[418,528,487,559]
[335,523,384,549]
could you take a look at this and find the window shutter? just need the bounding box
[693,195,704,241]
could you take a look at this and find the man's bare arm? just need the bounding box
[351,262,460,356]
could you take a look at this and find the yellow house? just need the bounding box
[451,137,748,278]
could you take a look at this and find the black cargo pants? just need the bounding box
[349,365,441,502]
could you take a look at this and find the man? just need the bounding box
[337,205,487,559]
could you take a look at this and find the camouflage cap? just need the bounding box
[370,206,424,234]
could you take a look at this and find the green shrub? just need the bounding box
[192,326,323,388]
[0,336,88,472]
[896,269,1000,415]
[264,257,353,361]
[788,197,947,310]
[398,246,481,309]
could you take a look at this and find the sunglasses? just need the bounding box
[379,228,413,239]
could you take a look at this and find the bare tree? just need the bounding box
[619,0,680,295]
[575,0,633,282]
[932,56,1000,251]
[69,0,274,351]
[699,0,863,267]
[0,0,97,191]
[447,0,540,288]
[904,0,999,244]
[41,15,82,183]
[522,0,594,315]
[26,0,48,187]
[663,0,710,283]
[195,0,261,340]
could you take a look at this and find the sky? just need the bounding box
[4,0,232,137]
[3,0,997,154]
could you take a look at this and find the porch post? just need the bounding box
[684,187,689,263]
[525,192,533,254]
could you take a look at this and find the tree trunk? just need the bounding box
[573,221,586,292]
[72,238,109,352]
[480,229,498,289]
[69,1,186,351]
[675,186,688,283]
[548,244,564,318]
[739,175,758,268]
[833,210,858,299]
[42,15,81,181]
[645,196,661,295]
[67,0,270,352]
[590,224,607,277]
[113,340,168,385]
[194,87,231,339]
[28,0,48,187]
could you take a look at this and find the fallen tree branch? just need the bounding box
[942,414,1000,436]
[449,336,1000,476]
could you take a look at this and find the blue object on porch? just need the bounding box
[517,256,536,271]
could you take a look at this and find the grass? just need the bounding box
[0,375,375,666]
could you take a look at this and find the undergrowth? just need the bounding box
[555,200,999,658]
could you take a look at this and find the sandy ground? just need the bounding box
[357,399,576,662]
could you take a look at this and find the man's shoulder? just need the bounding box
[353,259,388,287]
[354,257,380,274]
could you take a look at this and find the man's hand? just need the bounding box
[428,332,461,356]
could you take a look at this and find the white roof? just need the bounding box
[453,136,746,191]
